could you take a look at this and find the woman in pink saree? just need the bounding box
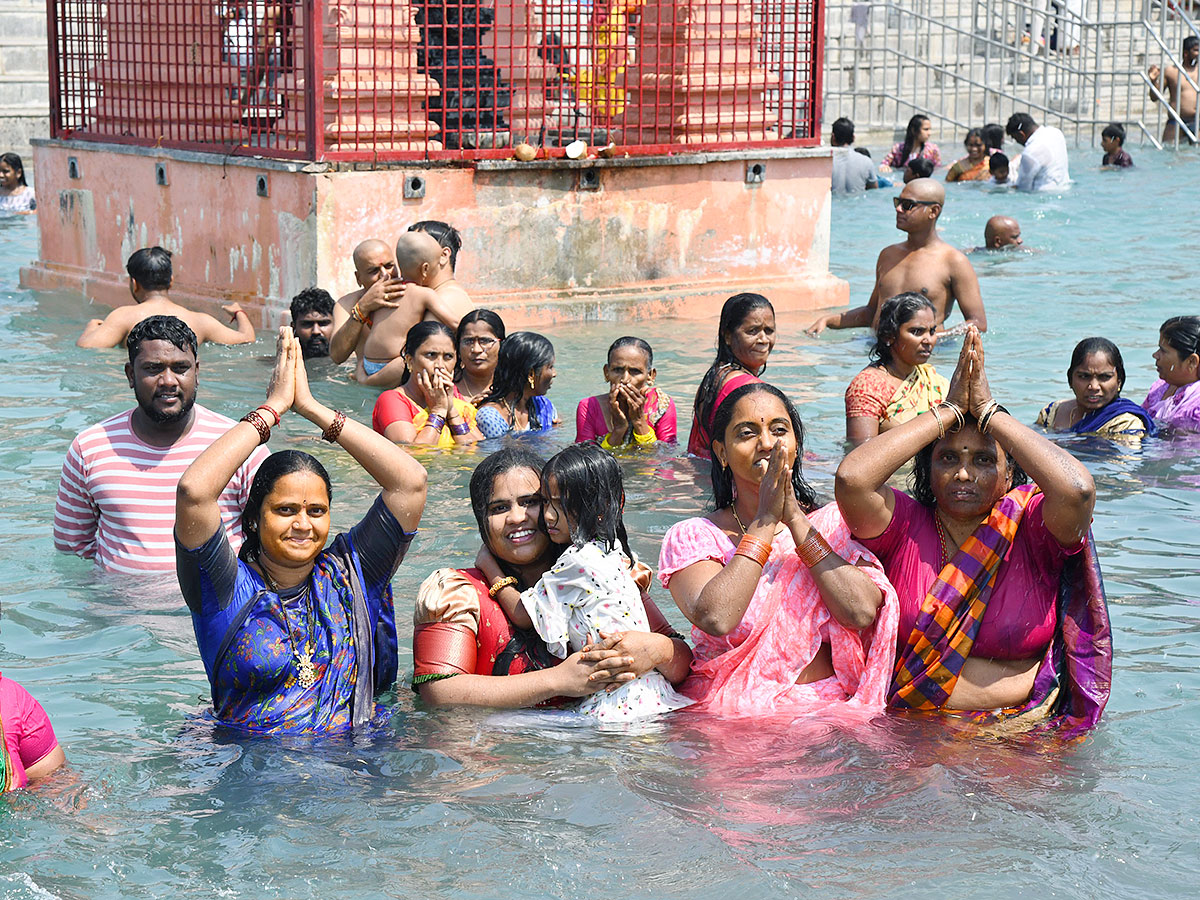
[660,382,899,715]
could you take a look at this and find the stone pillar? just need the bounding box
[618,0,771,144]
[292,1,444,153]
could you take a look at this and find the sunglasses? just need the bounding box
[893,197,939,211]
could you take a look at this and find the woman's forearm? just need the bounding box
[656,636,694,685]
[297,401,427,531]
[986,411,1096,543]
[176,417,265,547]
[417,670,565,708]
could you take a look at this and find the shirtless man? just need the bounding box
[1148,36,1199,144]
[328,238,405,367]
[77,247,256,348]
[981,216,1023,250]
[356,230,474,386]
[806,179,986,335]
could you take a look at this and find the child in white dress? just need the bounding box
[496,443,693,721]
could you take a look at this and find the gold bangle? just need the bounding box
[934,401,965,434]
[796,530,835,568]
[735,534,772,568]
[488,575,517,598]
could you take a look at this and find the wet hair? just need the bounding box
[289,286,334,322]
[409,220,462,271]
[1101,123,1126,144]
[692,293,775,437]
[542,443,633,559]
[981,123,1004,150]
[399,320,455,385]
[870,293,936,367]
[238,451,333,563]
[898,114,931,166]
[989,152,1009,173]
[906,157,935,180]
[1006,113,1037,139]
[854,147,872,158]
[607,336,654,368]
[709,382,817,513]
[910,422,1029,508]
[126,314,197,364]
[1160,315,1200,360]
[1186,35,1199,53]
[479,331,556,429]
[454,308,506,379]
[126,246,173,292]
[831,117,855,145]
[0,152,27,186]
[1068,337,1126,390]
[468,446,547,549]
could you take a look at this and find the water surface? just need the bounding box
[2,150,1198,899]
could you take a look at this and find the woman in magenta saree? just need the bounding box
[836,327,1112,734]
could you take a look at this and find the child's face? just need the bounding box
[540,474,572,544]
[603,345,654,391]
[1101,134,1121,154]
[992,166,1009,183]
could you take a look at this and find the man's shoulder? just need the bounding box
[335,288,364,308]
[75,408,135,443]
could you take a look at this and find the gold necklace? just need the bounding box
[259,559,319,690]
[731,505,748,535]
[933,512,954,567]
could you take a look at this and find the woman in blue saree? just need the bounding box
[175,328,427,733]
[1036,337,1155,439]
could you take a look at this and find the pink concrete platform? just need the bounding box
[21,139,846,326]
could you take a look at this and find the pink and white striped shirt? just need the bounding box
[53,405,269,574]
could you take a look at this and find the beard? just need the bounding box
[299,334,330,359]
[141,392,196,425]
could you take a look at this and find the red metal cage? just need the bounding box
[47,0,823,161]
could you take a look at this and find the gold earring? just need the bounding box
[528,374,536,390]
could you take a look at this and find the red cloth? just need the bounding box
[686,372,759,459]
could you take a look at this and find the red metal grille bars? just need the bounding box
[47,0,823,160]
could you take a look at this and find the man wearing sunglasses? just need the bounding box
[806,178,986,336]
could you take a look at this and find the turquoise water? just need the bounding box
[2,149,1199,899]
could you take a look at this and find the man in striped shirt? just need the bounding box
[54,316,269,575]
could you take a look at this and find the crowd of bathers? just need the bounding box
[4,180,1200,795]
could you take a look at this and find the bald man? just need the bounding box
[807,178,986,335]
[329,239,403,366]
[982,216,1023,250]
[355,231,475,387]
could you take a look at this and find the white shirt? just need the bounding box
[1015,125,1070,192]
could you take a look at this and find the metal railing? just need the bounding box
[823,0,1200,146]
[47,0,826,161]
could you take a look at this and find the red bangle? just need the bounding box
[735,534,772,568]
[322,409,346,443]
[241,410,271,444]
[257,404,281,426]
[796,530,834,568]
